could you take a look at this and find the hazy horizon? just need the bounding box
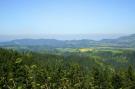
[0,33,131,42]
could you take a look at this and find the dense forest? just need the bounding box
[0,48,135,89]
[1,0,135,88]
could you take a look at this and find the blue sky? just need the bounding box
[0,0,135,36]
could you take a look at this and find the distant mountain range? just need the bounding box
[0,34,135,48]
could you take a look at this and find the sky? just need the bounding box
[0,0,135,40]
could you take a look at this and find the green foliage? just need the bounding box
[0,48,135,89]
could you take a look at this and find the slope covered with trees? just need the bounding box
[0,48,135,89]
[1,34,135,49]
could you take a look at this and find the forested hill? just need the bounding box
[100,34,135,48]
[0,34,135,48]
[0,48,135,89]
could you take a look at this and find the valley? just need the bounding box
[0,34,135,88]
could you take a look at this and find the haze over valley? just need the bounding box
[0,0,135,89]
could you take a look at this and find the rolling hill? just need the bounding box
[0,34,135,49]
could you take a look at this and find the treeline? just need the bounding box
[0,48,135,89]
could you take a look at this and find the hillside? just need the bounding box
[100,34,135,48]
[0,34,135,49]
[0,47,135,89]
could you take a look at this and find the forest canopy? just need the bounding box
[0,48,135,89]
